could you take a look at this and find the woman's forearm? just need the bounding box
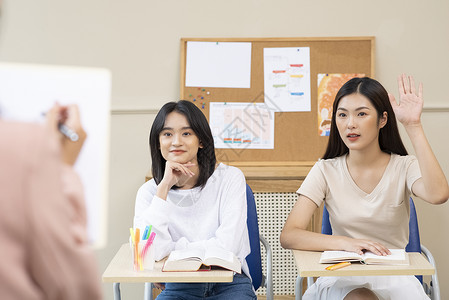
[280,227,345,251]
[405,123,449,204]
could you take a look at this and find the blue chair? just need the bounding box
[246,184,273,299]
[140,184,273,300]
[296,198,440,300]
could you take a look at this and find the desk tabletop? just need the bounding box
[102,244,234,283]
[292,250,435,277]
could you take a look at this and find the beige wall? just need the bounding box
[1,0,447,299]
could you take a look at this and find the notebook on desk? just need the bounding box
[162,247,241,273]
[319,249,409,265]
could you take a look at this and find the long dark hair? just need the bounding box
[149,100,216,189]
[323,77,408,159]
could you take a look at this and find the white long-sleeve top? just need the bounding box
[133,163,251,277]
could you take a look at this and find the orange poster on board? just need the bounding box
[317,73,365,136]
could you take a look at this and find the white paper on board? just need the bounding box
[263,47,311,112]
[186,41,252,88]
[209,102,274,150]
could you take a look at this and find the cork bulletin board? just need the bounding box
[180,37,375,163]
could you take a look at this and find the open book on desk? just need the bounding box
[319,249,409,265]
[162,247,241,273]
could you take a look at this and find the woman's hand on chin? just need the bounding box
[162,161,196,188]
[156,161,196,199]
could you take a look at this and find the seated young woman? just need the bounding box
[133,100,256,299]
[280,74,449,300]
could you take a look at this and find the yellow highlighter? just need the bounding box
[130,228,135,243]
[325,261,351,271]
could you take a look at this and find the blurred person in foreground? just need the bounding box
[0,104,102,300]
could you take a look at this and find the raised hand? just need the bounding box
[388,74,423,127]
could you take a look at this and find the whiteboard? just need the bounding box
[0,62,110,248]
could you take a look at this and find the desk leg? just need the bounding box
[307,277,314,287]
[113,282,121,300]
[295,276,303,300]
[144,282,153,300]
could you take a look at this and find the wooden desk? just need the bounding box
[292,250,435,277]
[103,244,234,300]
[292,250,435,300]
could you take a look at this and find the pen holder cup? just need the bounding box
[130,240,155,271]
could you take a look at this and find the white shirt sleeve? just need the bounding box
[133,167,250,263]
[297,161,327,207]
[405,155,422,194]
[176,168,248,258]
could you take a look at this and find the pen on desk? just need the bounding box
[135,228,140,271]
[146,225,152,240]
[131,228,138,270]
[142,232,156,258]
[142,226,149,240]
[325,261,351,271]
[140,232,156,270]
[130,228,135,243]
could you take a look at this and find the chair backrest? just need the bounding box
[245,184,263,290]
[405,198,421,253]
[321,197,423,282]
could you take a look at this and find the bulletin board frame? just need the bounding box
[180,37,375,163]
